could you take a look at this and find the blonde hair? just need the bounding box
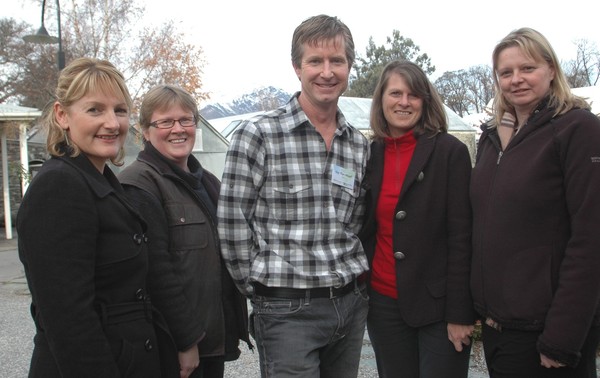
[491,27,590,127]
[46,57,132,165]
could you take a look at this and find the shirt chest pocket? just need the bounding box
[332,185,360,224]
[165,203,210,251]
[270,184,313,221]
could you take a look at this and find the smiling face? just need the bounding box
[55,90,129,172]
[496,45,555,119]
[382,73,423,137]
[294,36,350,110]
[143,104,196,171]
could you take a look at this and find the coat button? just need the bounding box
[417,172,425,182]
[133,234,143,245]
[144,339,153,351]
[393,251,406,260]
[135,288,145,300]
[180,217,185,223]
[395,210,407,220]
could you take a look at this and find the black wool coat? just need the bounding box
[17,153,164,378]
[360,132,475,327]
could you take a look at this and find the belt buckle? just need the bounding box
[485,317,502,332]
[329,286,335,299]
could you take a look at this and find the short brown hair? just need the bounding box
[291,14,355,69]
[138,84,200,133]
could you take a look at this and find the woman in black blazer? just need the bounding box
[17,58,172,377]
[360,60,475,378]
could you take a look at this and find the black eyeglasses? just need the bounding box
[149,117,197,129]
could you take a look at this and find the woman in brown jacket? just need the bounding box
[119,84,250,378]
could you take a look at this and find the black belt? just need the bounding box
[253,280,359,299]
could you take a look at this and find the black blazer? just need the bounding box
[360,132,475,327]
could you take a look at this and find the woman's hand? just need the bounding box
[179,345,199,378]
[540,353,566,368]
[447,323,474,352]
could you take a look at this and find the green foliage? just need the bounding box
[346,30,435,98]
[9,161,31,184]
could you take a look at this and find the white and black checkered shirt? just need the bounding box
[218,93,370,296]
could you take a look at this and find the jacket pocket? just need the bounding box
[165,203,209,250]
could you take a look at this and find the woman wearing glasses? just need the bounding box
[119,84,250,378]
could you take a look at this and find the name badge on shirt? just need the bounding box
[331,164,356,190]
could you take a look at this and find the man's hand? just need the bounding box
[447,323,474,352]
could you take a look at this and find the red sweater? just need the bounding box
[370,131,417,299]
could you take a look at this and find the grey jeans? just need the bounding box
[250,283,369,378]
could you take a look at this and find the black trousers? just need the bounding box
[482,322,600,378]
[189,356,225,378]
[367,290,471,378]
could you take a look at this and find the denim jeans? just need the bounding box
[250,283,368,378]
[367,289,471,378]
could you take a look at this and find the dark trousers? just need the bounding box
[482,322,600,378]
[367,290,471,378]
[189,356,225,378]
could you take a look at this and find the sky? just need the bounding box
[6,0,600,105]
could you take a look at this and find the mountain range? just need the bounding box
[199,86,291,120]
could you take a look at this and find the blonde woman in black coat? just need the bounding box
[17,58,170,378]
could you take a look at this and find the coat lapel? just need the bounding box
[399,133,435,200]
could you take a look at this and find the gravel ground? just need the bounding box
[0,235,597,378]
[223,337,489,378]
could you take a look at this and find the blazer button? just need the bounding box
[395,210,407,220]
[133,234,143,245]
[135,288,145,301]
[393,251,406,260]
[144,339,153,351]
[417,172,425,182]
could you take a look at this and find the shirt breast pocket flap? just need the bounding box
[271,184,312,221]
[165,203,209,249]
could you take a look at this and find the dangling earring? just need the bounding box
[63,130,71,146]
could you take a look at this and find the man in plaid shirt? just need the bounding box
[217,14,370,378]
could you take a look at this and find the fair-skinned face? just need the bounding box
[143,104,196,171]
[55,90,129,172]
[496,46,555,121]
[294,36,350,111]
[383,73,423,138]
